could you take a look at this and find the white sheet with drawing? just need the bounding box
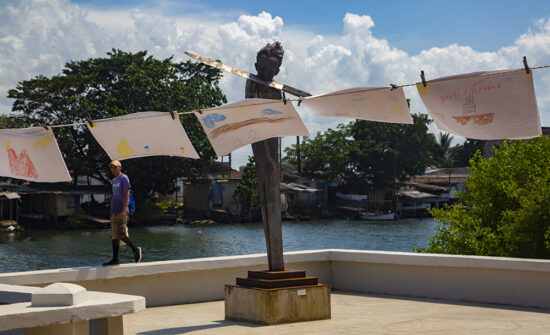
[0,127,71,182]
[87,112,199,160]
[302,87,413,124]
[196,99,309,157]
[417,69,541,139]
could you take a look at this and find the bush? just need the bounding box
[66,207,87,227]
[156,200,182,212]
[418,136,550,258]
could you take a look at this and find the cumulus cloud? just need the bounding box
[1,1,550,167]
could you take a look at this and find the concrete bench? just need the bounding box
[0,283,145,335]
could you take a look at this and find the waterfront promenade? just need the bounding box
[3,249,550,334]
[125,291,550,334]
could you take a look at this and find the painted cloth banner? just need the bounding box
[302,87,413,124]
[87,112,199,160]
[196,99,309,157]
[0,127,71,182]
[417,69,542,139]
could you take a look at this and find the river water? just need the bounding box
[0,218,437,273]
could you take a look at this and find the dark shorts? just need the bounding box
[110,213,129,239]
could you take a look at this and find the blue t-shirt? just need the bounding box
[111,173,131,214]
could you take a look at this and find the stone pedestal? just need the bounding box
[225,270,331,325]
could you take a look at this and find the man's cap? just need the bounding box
[109,160,122,168]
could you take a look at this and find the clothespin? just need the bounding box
[523,56,530,74]
[197,108,203,114]
[170,110,176,120]
[282,92,287,105]
[87,114,94,128]
[297,97,304,107]
[420,70,427,87]
[41,124,49,130]
[390,84,398,91]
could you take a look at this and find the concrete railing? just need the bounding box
[1,249,550,309]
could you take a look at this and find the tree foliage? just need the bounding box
[433,133,484,168]
[433,132,454,167]
[5,49,226,204]
[420,136,550,258]
[284,124,355,183]
[284,114,438,190]
[235,156,260,218]
[447,139,484,167]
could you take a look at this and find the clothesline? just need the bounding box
[1,66,544,183]
[48,111,196,129]
[8,64,550,131]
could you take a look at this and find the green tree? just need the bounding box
[284,124,355,183]
[420,136,550,258]
[433,132,455,167]
[5,49,226,205]
[349,113,437,187]
[446,139,484,167]
[285,114,438,190]
[235,156,260,219]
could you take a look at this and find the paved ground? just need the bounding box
[124,291,550,334]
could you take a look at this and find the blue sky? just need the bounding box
[72,0,550,54]
[2,0,550,168]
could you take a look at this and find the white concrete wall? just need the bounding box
[1,250,550,309]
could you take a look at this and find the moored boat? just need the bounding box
[360,212,395,221]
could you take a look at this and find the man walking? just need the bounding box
[103,160,142,266]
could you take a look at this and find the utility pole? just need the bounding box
[296,136,301,174]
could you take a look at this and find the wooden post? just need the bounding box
[251,139,284,270]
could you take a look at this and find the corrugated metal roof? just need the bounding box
[396,190,436,199]
[1,184,110,195]
[0,191,20,199]
[280,183,320,193]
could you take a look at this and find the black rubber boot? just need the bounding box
[102,239,120,266]
[121,237,142,263]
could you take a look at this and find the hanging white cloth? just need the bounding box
[302,87,413,124]
[0,127,71,182]
[87,112,199,160]
[417,69,542,139]
[196,99,309,157]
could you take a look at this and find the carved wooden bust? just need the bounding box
[245,42,284,100]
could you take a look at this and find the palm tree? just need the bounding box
[437,132,454,166]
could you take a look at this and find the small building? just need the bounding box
[183,162,242,222]
[0,183,111,224]
[397,167,468,218]
[280,182,322,217]
[0,189,21,223]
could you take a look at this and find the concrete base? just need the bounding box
[224,284,331,325]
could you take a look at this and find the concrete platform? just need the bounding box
[123,291,550,334]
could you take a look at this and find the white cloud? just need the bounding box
[1,1,550,166]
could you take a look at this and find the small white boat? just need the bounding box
[361,212,395,221]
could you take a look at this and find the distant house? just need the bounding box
[397,167,468,217]
[0,188,21,222]
[183,162,242,221]
[0,182,111,224]
[279,182,322,217]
